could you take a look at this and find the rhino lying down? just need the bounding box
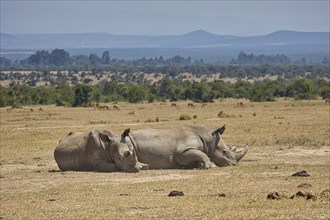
[54,129,145,173]
[124,125,248,169]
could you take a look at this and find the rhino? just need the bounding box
[123,125,248,169]
[54,129,144,173]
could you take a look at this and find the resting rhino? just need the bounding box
[54,129,143,173]
[124,125,248,169]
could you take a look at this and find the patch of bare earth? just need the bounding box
[245,146,330,165]
[1,146,328,195]
[1,100,329,219]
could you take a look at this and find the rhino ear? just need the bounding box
[99,133,115,143]
[121,128,131,138]
[212,125,226,136]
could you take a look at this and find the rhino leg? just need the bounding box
[176,148,217,169]
[138,162,149,170]
[93,160,121,172]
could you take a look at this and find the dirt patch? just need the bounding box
[244,146,330,165]
[112,173,194,184]
[1,101,329,219]
[1,146,328,194]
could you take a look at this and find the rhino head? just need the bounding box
[99,130,140,173]
[210,125,248,167]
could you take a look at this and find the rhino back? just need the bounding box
[189,125,214,143]
[54,132,94,171]
[131,127,204,169]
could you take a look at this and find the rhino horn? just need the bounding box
[235,146,249,161]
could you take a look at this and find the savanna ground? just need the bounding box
[0,99,329,219]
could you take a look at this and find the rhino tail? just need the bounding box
[212,125,226,136]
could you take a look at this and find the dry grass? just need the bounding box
[1,99,329,219]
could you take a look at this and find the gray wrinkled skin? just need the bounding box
[126,125,248,169]
[54,129,141,173]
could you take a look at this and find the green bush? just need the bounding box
[218,111,226,117]
[287,78,316,100]
[179,114,191,120]
[319,86,330,100]
[72,84,94,107]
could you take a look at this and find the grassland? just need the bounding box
[1,99,329,219]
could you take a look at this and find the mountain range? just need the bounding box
[1,30,329,62]
[1,30,329,50]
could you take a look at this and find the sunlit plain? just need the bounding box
[1,99,329,219]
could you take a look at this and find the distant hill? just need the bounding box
[1,30,329,62]
[1,30,329,49]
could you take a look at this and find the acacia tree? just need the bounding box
[50,49,71,66]
[126,84,148,103]
[72,84,94,107]
[101,51,110,64]
[249,81,275,102]
[287,78,316,100]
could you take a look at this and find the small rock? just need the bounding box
[217,193,226,197]
[291,170,310,177]
[290,191,316,200]
[267,191,288,200]
[168,190,184,197]
[119,193,129,196]
[297,183,312,188]
[48,199,56,202]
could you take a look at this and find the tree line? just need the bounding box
[1,49,329,80]
[1,49,329,107]
[1,77,329,107]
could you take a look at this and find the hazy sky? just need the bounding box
[1,1,329,36]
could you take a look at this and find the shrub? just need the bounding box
[179,114,191,120]
[145,119,155,123]
[218,111,226,117]
[287,78,316,100]
[72,84,94,107]
[319,86,330,100]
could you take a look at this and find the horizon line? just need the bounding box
[1,29,330,37]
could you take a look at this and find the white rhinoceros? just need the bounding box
[123,125,248,169]
[54,129,143,173]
